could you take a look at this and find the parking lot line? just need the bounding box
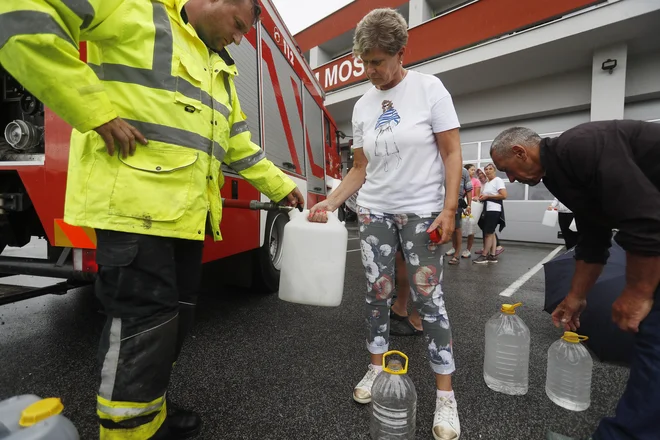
[499,245,564,297]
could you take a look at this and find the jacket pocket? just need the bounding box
[174,54,205,112]
[109,149,199,222]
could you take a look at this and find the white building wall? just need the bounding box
[624,99,660,121]
[591,43,628,121]
[453,68,592,128]
[625,53,660,100]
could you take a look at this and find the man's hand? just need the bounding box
[551,293,587,331]
[479,194,489,201]
[612,289,654,333]
[427,209,455,244]
[282,187,305,211]
[95,117,148,159]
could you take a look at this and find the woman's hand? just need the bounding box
[427,209,455,244]
[479,194,489,201]
[308,199,338,223]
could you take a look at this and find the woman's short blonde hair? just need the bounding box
[353,8,409,58]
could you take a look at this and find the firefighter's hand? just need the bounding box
[308,200,337,223]
[282,187,304,212]
[95,117,148,159]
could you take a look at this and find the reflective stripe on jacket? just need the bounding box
[0,0,296,241]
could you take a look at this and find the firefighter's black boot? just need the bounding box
[151,402,201,439]
[167,402,201,439]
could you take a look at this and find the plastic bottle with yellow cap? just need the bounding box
[483,302,531,395]
[0,395,78,439]
[545,331,593,411]
[369,351,417,440]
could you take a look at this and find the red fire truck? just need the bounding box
[0,0,342,305]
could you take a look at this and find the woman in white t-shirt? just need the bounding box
[307,8,463,439]
[475,164,507,263]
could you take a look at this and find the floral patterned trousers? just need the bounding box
[358,207,455,375]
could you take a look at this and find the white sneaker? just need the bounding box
[353,365,381,404]
[461,250,471,258]
[445,248,456,256]
[433,396,461,440]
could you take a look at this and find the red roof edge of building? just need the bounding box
[294,0,409,52]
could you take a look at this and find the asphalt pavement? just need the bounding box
[0,223,630,439]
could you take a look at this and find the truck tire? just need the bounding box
[337,204,346,222]
[252,210,288,293]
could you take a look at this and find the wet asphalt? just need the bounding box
[0,221,630,440]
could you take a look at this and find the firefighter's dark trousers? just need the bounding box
[94,230,204,440]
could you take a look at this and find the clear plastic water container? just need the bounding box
[545,332,593,411]
[483,302,531,395]
[278,209,347,307]
[370,351,417,440]
[0,395,79,439]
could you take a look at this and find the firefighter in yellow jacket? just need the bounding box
[0,0,304,438]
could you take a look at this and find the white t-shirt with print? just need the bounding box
[351,70,460,214]
[482,177,506,212]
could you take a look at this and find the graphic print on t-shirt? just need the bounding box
[374,100,403,172]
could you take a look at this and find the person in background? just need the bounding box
[474,168,505,257]
[490,121,660,440]
[307,8,463,439]
[462,164,481,258]
[548,197,579,250]
[445,167,472,265]
[474,164,507,264]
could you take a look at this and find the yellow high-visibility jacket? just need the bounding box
[0,0,296,241]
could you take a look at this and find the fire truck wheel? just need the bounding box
[253,210,288,293]
[337,204,346,222]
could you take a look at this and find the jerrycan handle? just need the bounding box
[382,350,409,375]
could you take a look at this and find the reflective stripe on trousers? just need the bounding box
[98,394,167,440]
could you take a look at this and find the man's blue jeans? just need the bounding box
[593,287,660,440]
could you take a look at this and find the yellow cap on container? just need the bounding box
[562,332,589,343]
[501,302,522,314]
[19,398,64,427]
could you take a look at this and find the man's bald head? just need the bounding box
[489,127,545,186]
[490,127,541,159]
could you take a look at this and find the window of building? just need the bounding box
[432,0,479,19]
[461,133,559,201]
[461,143,478,161]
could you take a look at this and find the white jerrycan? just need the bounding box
[278,209,347,306]
[542,209,559,227]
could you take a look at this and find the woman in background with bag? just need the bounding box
[474,168,504,256]
[474,164,507,264]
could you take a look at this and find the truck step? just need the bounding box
[0,280,69,306]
